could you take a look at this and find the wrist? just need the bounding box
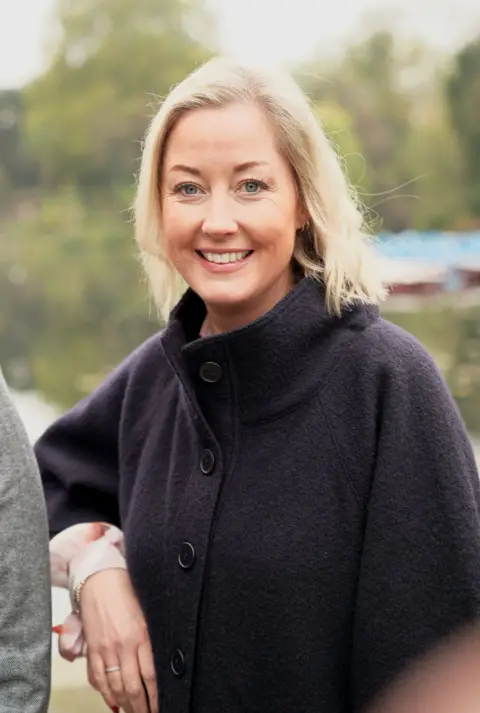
[68,526,126,613]
[71,576,89,614]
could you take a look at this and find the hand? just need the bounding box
[367,625,480,713]
[80,568,158,713]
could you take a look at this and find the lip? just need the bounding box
[195,250,254,274]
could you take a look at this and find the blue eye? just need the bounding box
[241,179,268,194]
[177,183,199,196]
[243,180,262,193]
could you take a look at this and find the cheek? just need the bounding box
[250,201,297,251]
[161,205,196,255]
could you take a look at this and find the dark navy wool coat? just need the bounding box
[36,278,480,713]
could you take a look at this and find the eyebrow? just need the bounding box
[168,161,270,176]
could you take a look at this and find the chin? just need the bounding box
[197,285,255,312]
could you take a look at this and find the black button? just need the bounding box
[170,648,186,677]
[199,361,223,383]
[200,449,215,475]
[178,542,196,570]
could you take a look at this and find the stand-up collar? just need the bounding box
[163,278,379,423]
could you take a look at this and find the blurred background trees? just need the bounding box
[448,37,480,218]
[0,0,479,431]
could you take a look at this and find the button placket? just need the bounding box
[167,351,226,702]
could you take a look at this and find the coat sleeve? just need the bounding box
[34,358,131,536]
[0,371,51,713]
[351,334,480,712]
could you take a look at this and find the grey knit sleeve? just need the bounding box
[0,370,51,713]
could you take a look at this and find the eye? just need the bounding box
[175,183,201,196]
[240,179,268,194]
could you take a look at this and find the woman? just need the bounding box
[0,370,51,712]
[35,57,480,713]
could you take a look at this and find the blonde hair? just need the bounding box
[134,56,387,320]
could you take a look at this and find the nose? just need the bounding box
[201,197,238,238]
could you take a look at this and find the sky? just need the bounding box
[0,0,479,88]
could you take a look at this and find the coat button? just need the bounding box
[200,449,215,475]
[170,648,186,677]
[178,542,196,570]
[199,361,223,383]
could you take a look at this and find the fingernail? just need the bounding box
[52,625,63,635]
[110,707,119,713]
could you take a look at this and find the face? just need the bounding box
[160,102,306,329]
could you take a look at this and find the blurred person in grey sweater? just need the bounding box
[0,369,51,712]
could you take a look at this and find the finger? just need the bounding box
[58,635,76,663]
[138,640,158,713]
[87,651,118,711]
[117,650,150,713]
[107,671,141,713]
[104,669,126,708]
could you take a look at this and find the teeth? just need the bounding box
[201,251,250,264]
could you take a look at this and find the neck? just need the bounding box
[203,272,295,336]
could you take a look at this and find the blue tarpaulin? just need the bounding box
[377,231,480,267]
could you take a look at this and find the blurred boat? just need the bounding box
[377,231,480,295]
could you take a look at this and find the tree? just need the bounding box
[299,32,472,232]
[23,0,214,187]
[448,36,480,218]
[0,90,38,191]
[1,186,158,406]
[311,100,373,214]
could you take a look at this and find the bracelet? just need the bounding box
[72,578,88,615]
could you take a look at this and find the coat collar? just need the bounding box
[162,278,379,424]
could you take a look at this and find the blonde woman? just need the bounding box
[36,57,480,713]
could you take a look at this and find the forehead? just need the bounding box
[162,102,281,167]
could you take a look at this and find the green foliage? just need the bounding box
[1,187,158,406]
[299,32,474,231]
[0,90,39,190]
[312,101,371,191]
[23,0,212,186]
[448,36,480,217]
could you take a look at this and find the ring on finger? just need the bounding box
[105,665,122,674]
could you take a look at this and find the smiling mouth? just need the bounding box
[196,250,253,264]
